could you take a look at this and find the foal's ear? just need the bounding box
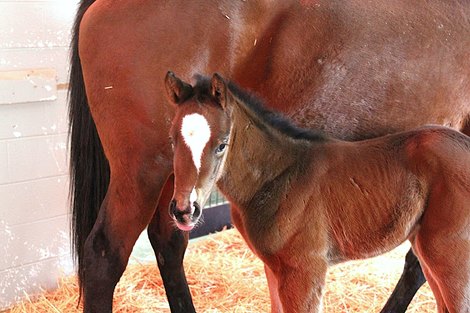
[165,71,193,104]
[211,73,229,110]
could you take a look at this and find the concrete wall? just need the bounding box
[0,0,78,308]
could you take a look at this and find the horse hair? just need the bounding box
[68,0,110,300]
[192,75,328,143]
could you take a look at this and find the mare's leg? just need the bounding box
[147,175,196,312]
[82,158,172,312]
[380,248,426,313]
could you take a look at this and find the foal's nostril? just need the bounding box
[169,199,194,223]
[193,201,201,218]
[169,199,177,217]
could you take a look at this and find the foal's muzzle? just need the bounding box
[169,199,202,231]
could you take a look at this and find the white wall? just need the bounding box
[0,0,78,309]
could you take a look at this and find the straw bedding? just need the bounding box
[6,228,436,312]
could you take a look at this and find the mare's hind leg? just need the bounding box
[147,175,196,313]
[380,249,426,313]
[82,163,171,313]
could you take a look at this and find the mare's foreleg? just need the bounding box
[82,165,169,313]
[147,175,196,313]
[380,248,426,313]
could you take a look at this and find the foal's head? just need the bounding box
[165,72,232,231]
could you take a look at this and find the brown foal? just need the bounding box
[166,72,470,313]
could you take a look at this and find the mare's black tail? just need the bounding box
[68,0,110,296]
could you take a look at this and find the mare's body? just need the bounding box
[167,73,470,313]
[70,0,470,311]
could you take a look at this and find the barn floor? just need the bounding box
[6,228,436,312]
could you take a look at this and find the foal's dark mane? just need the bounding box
[192,75,328,142]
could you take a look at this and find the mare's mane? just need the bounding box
[192,75,328,142]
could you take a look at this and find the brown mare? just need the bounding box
[70,0,470,312]
[166,72,470,313]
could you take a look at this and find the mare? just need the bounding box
[70,0,470,311]
[166,72,470,313]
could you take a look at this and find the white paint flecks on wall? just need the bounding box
[0,90,68,140]
[0,0,78,310]
[0,69,58,105]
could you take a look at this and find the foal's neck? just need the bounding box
[218,102,313,210]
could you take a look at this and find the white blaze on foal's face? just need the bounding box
[181,113,211,172]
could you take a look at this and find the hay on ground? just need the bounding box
[5,228,436,312]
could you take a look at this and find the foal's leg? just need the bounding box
[380,248,426,313]
[147,175,196,313]
[82,163,170,312]
[414,233,470,313]
[412,236,470,313]
[264,264,283,313]
[414,260,449,313]
[275,259,328,313]
[382,121,470,313]
[412,190,470,312]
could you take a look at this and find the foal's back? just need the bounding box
[302,126,470,311]
[304,126,470,261]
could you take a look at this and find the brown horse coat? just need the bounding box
[71,0,470,311]
[167,73,470,313]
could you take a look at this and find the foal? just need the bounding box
[165,72,470,313]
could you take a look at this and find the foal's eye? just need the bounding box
[215,143,227,155]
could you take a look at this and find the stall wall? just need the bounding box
[0,0,78,308]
